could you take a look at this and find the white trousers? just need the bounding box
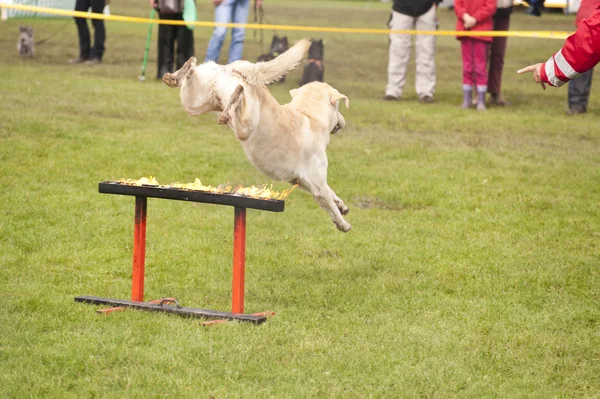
[385,6,437,99]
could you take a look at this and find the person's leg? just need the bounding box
[488,14,510,103]
[73,0,91,60]
[89,0,105,60]
[228,0,250,63]
[568,68,593,113]
[176,21,195,69]
[415,5,437,101]
[461,38,474,108]
[385,11,415,99]
[204,0,233,62]
[473,40,489,111]
[157,14,177,78]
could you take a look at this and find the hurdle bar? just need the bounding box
[75,181,284,324]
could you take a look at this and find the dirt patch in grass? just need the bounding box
[353,196,407,211]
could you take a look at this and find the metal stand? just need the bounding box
[76,183,284,324]
[132,196,147,302]
[232,207,246,313]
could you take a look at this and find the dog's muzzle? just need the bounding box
[331,112,345,134]
[331,123,342,134]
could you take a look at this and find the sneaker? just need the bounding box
[68,57,88,64]
[383,95,400,101]
[84,58,102,65]
[419,95,434,104]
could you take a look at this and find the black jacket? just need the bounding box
[392,0,441,17]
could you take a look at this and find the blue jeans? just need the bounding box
[204,0,250,64]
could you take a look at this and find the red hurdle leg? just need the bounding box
[232,207,246,313]
[132,196,147,302]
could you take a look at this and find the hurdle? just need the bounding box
[75,181,284,324]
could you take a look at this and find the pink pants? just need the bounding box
[461,38,489,93]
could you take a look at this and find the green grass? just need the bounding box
[1,1,599,397]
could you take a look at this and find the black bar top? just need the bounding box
[99,182,285,212]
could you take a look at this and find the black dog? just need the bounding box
[257,35,289,83]
[299,39,324,87]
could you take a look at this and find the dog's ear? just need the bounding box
[289,88,299,98]
[330,89,349,109]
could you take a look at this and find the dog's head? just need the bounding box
[307,39,324,61]
[290,82,349,134]
[270,35,289,56]
[19,25,33,39]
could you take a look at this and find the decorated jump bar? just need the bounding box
[98,181,285,212]
[75,179,288,324]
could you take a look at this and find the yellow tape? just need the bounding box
[0,3,572,40]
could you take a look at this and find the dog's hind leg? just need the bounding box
[162,56,197,88]
[218,85,254,141]
[218,85,244,125]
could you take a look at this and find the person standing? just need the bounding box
[204,0,263,64]
[566,0,599,115]
[69,0,105,64]
[150,0,195,79]
[454,0,496,111]
[487,0,513,106]
[383,0,441,103]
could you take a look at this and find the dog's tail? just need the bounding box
[244,39,311,85]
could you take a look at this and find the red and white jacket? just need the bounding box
[540,4,600,87]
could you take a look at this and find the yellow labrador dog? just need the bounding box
[162,39,351,232]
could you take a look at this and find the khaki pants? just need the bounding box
[385,6,437,99]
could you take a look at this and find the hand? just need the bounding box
[212,0,223,5]
[517,63,546,90]
[255,0,263,7]
[148,0,157,7]
[463,13,477,29]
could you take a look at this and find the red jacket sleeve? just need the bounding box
[472,0,497,23]
[541,5,600,87]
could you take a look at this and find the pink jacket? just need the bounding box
[454,0,497,42]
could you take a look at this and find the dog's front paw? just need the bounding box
[334,220,351,233]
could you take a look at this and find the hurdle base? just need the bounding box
[75,296,267,324]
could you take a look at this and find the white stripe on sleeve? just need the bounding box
[544,56,566,87]
[554,49,581,80]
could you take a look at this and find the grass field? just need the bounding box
[1,1,599,397]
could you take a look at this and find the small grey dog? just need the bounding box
[17,26,35,58]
